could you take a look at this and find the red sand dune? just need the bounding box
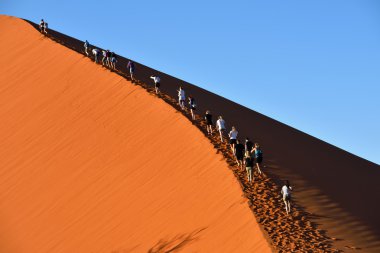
[0,16,271,252]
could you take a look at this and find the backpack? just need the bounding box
[255,149,263,158]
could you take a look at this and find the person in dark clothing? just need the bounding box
[244,151,254,182]
[39,19,45,33]
[204,110,213,135]
[188,96,196,120]
[127,60,135,81]
[245,137,253,154]
[251,143,263,176]
[234,140,245,169]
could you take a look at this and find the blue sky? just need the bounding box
[2,0,380,164]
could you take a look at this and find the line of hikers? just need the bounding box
[173,86,293,215]
[75,31,293,215]
[84,40,118,70]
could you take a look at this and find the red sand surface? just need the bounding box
[0,16,271,253]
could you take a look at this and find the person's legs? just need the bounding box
[219,130,223,142]
[246,167,250,181]
[283,197,289,214]
[256,162,262,175]
[249,168,253,182]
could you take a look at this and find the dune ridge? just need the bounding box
[0,15,271,253]
[1,14,380,252]
[28,18,380,252]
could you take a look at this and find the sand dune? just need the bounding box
[2,14,380,252]
[0,16,271,253]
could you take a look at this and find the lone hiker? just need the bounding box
[281,180,293,215]
[216,116,226,142]
[92,48,100,63]
[244,151,254,182]
[188,96,196,120]
[234,139,245,169]
[39,19,45,33]
[178,87,186,110]
[204,110,213,135]
[127,60,135,81]
[251,143,263,176]
[228,126,238,152]
[150,75,161,94]
[84,40,90,56]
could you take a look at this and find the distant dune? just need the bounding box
[0,16,271,252]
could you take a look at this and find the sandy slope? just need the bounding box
[0,16,271,253]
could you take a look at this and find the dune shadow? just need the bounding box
[147,228,206,253]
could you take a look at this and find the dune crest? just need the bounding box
[0,16,271,253]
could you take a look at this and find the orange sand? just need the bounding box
[0,16,271,252]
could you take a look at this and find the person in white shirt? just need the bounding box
[101,50,107,66]
[281,180,293,215]
[150,75,161,94]
[216,116,226,142]
[177,87,185,110]
[228,126,238,152]
[92,48,100,63]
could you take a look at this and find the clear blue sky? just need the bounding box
[2,0,380,164]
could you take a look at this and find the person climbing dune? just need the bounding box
[229,126,238,152]
[204,110,213,135]
[216,116,226,142]
[39,19,45,33]
[177,86,186,110]
[43,22,48,34]
[244,151,254,182]
[251,143,263,176]
[234,139,245,169]
[84,40,90,56]
[150,75,161,94]
[101,50,107,66]
[281,180,293,215]
[92,48,100,63]
[127,60,135,82]
[110,52,117,70]
[188,96,196,120]
[245,137,253,154]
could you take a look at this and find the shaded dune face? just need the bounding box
[0,16,271,253]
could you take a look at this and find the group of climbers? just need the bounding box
[40,18,293,215]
